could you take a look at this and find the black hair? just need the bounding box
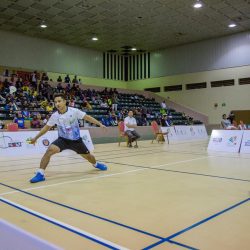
[54,93,66,100]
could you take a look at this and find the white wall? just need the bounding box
[151,31,250,77]
[0,30,102,78]
[127,65,250,124]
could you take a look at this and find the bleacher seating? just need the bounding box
[0,72,203,128]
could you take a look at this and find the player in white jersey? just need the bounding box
[29,93,107,183]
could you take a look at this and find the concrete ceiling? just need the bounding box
[0,0,249,52]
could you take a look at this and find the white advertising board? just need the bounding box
[207,130,243,153]
[0,130,94,157]
[239,130,250,154]
[190,125,208,139]
[161,126,178,142]
[161,125,208,142]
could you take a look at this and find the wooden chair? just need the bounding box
[118,121,128,146]
[151,121,169,144]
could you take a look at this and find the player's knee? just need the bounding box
[46,145,59,155]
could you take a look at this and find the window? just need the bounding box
[186,82,207,90]
[239,77,250,85]
[164,85,182,92]
[211,79,234,88]
[144,87,161,93]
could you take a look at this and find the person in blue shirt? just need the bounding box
[13,113,25,129]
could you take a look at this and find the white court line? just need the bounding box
[0,156,212,197]
[155,156,214,168]
[0,197,128,250]
[0,169,144,196]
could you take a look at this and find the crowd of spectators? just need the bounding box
[0,68,201,130]
[221,112,247,130]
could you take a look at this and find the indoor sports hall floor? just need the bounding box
[0,140,249,250]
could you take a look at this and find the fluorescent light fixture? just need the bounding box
[193,1,203,8]
[40,24,47,28]
[92,37,98,41]
[40,21,47,28]
[228,23,237,28]
[131,48,137,51]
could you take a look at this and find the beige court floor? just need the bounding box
[0,140,249,250]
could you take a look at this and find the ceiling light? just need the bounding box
[131,48,137,51]
[92,37,98,41]
[40,21,47,28]
[228,23,237,28]
[193,1,203,8]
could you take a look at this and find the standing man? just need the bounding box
[29,93,107,183]
[124,111,140,148]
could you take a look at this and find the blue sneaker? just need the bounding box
[30,172,45,183]
[95,162,108,171]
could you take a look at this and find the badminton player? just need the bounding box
[29,93,108,183]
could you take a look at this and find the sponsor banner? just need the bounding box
[161,126,178,142]
[174,126,190,140]
[174,125,208,141]
[161,125,208,142]
[240,130,250,154]
[0,130,94,156]
[207,130,243,153]
[191,125,208,139]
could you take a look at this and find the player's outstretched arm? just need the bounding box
[30,125,52,144]
[83,115,106,129]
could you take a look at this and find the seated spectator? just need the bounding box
[160,108,167,115]
[221,114,237,129]
[124,111,140,148]
[112,93,118,111]
[161,114,171,127]
[3,69,9,77]
[101,115,111,127]
[161,100,167,109]
[41,72,49,81]
[100,100,108,108]
[0,94,6,102]
[57,82,64,92]
[228,112,235,124]
[107,97,112,108]
[72,75,78,84]
[42,114,50,127]
[69,99,75,107]
[31,115,41,128]
[30,71,37,88]
[238,120,247,130]
[22,109,30,119]
[0,120,5,129]
[46,102,54,112]
[13,113,25,129]
[109,112,118,126]
[57,76,62,82]
[64,74,71,83]
[232,120,238,128]
[4,101,14,111]
[40,98,48,109]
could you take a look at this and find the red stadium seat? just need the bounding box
[7,123,18,131]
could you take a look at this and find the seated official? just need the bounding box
[221,114,236,130]
[124,111,140,148]
[238,120,247,130]
[160,114,171,127]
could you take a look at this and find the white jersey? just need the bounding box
[47,107,86,140]
[124,116,137,131]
